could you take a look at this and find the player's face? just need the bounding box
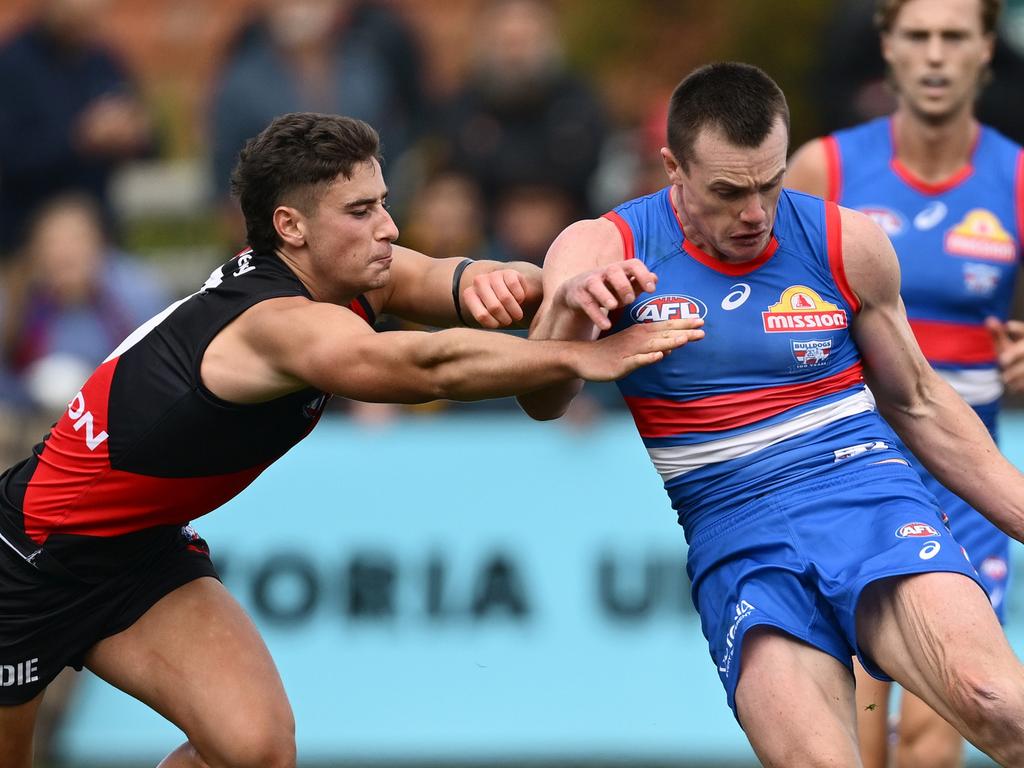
[302,158,399,297]
[882,0,993,124]
[664,117,788,263]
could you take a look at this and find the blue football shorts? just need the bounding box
[684,460,986,718]
[910,458,1011,622]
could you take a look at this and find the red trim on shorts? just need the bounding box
[822,135,842,202]
[825,201,860,313]
[624,363,864,437]
[909,319,996,366]
[602,211,635,260]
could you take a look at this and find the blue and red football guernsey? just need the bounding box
[604,187,909,529]
[826,116,1024,423]
[0,249,375,555]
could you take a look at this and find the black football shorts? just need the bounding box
[0,518,219,705]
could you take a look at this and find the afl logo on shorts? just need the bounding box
[896,522,940,538]
[631,294,707,323]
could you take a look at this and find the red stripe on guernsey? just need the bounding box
[623,362,864,437]
[602,211,635,260]
[889,119,978,195]
[823,136,842,201]
[681,236,779,276]
[348,296,370,323]
[826,201,860,312]
[1015,150,1024,255]
[909,319,996,365]
[24,463,271,541]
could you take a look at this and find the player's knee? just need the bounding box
[200,711,296,768]
[946,668,1024,749]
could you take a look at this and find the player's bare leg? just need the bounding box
[0,690,44,768]
[858,572,1024,766]
[854,662,891,768]
[84,577,295,768]
[735,626,862,767]
[894,690,962,768]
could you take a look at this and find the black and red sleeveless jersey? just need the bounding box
[0,248,375,546]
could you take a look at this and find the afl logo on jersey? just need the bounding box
[896,522,940,538]
[762,286,847,333]
[631,294,707,323]
[860,206,906,237]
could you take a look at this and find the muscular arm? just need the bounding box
[376,245,542,328]
[517,218,664,420]
[201,295,693,406]
[784,138,831,199]
[844,207,1024,541]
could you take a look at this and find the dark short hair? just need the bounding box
[230,112,381,254]
[666,62,790,171]
[875,0,1001,35]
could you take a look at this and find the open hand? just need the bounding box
[578,317,705,381]
[559,259,657,330]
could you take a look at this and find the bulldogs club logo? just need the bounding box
[791,339,832,367]
[762,286,848,333]
[631,294,708,323]
[945,209,1016,262]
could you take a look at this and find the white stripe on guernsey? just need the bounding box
[936,368,1002,406]
[647,391,875,482]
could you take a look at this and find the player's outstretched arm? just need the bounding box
[516,218,676,420]
[202,295,703,406]
[844,207,1024,541]
[784,137,831,199]
[378,245,542,329]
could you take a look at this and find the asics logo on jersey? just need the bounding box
[0,658,39,686]
[68,391,109,451]
[919,541,941,560]
[913,201,947,231]
[721,283,751,310]
[632,294,707,323]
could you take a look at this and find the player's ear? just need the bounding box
[274,206,306,247]
[661,147,684,184]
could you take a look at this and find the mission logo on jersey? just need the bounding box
[762,286,848,333]
[632,294,708,323]
[944,209,1016,262]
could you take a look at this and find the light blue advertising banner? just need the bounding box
[60,412,1024,765]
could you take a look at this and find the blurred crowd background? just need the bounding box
[2,0,1024,457]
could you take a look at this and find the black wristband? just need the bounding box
[451,258,474,326]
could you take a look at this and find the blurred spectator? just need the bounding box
[400,171,493,262]
[0,0,154,258]
[0,194,170,415]
[814,0,1024,141]
[489,182,576,266]
[438,0,607,224]
[209,0,428,241]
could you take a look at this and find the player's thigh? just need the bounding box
[84,576,294,767]
[895,691,962,768]
[736,626,861,768]
[0,691,45,768]
[857,571,1023,729]
[854,660,891,768]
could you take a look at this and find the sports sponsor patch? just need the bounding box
[963,262,1001,296]
[896,522,940,538]
[860,206,906,236]
[980,556,1008,581]
[762,286,848,333]
[944,209,1016,262]
[632,294,708,323]
[791,339,832,366]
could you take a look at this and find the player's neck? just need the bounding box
[891,108,978,184]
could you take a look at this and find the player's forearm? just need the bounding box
[882,389,1024,542]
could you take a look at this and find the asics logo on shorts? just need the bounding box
[0,658,40,686]
[919,541,941,560]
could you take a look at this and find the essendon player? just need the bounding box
[0,112,704,768]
